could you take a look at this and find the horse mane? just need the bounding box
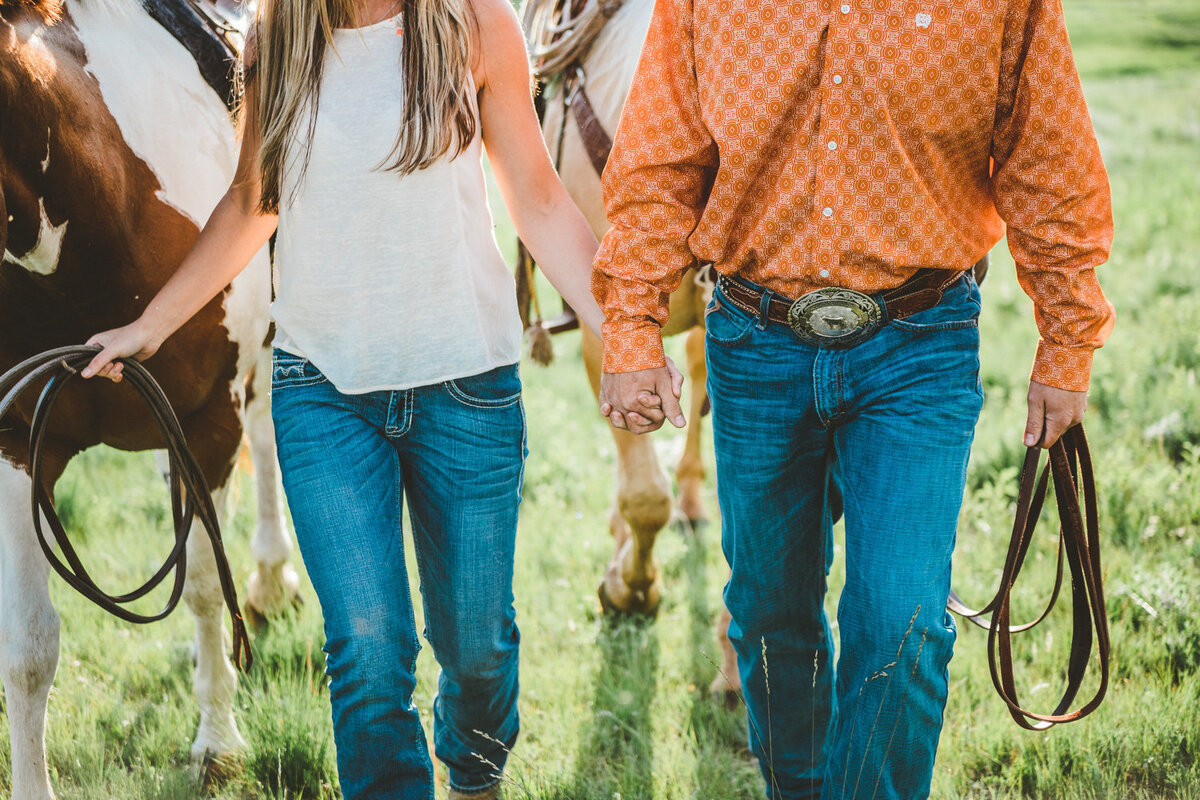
[0,0,63,22]
[524,0,626,80]
[1,0,145,21]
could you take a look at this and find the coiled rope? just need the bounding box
[523,0,625,80]
[0,345,252,672]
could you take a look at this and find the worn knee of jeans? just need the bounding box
[834,600,955,753]
[726,570,828,647]
[324,604,420,704]
[432,623,519,692]
[841,593,954,669]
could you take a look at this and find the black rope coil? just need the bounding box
[0,345,252,672]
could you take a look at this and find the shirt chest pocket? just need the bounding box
[847,6,1001,136]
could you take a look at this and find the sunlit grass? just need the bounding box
[3,0,1199,797]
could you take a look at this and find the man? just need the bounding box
[591,0,1113,798]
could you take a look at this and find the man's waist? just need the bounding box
[713,253,990,300]
[716,268,967,348]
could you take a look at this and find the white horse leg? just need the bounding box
[183,482,247,762]
[244,347,299,624]
[0,461,60,800]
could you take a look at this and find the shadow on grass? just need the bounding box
[559,613,659,800]
[680,524,759,799]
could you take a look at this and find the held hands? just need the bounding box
[1025,380,1087,449]
[599,358,686,435]
[80,321,162,383]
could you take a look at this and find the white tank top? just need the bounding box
[271,16,522,393]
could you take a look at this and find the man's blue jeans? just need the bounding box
[706,274,984,800]
[270,352,526,800]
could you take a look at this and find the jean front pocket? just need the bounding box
[444,363,522,408]
[271,349,330,390]
[888,273,982,333]
[704,288,758,348]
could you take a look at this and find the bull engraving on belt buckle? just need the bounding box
[786,288,882,348]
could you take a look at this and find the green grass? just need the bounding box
[3,0,1200,797]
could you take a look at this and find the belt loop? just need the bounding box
[756,289,772,331]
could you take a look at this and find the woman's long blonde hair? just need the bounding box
[247,0,478,213]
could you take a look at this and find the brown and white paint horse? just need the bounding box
[531,0,741,697]
[0,1,296,796]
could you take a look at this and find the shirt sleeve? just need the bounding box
[992,0,1115,392]
[591,0,718,373]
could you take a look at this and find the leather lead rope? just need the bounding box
[0,346,253,673]
[949,425,1107,728]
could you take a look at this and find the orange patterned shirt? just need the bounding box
[592,0,1114,391]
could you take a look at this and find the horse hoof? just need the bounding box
[196,751,242,790]
[708,675,743,710]
[242,592,302,633]
[640,580,662,616]
[597,577,661,617]
[242,600,267,634]
[245,565,303,630]
[673,516,708,539]
[718,689,743,710]
[597,579,624,614]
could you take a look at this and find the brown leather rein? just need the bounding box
[0,346,253,672]
[525,0,624,177]
[948,424,1108,729]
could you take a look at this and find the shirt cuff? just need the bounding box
[1030,341,1094,392]
[601,319,667,373]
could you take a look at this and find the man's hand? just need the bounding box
[1025,380,1087,448]
[599,359,686,434]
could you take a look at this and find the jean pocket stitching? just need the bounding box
[704,286,759,346]
[703,295,723,321]
[705,314,757,346]
[272,362,306,377]
[271,371,328,389]
[889,317,979,333]
[444,380,521,409]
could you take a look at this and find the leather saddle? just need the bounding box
[141,0,245,111]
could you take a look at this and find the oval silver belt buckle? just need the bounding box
[786,288,883,348]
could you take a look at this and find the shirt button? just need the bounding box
[822,207,833,217]
[833,74,843,84]
[840,3,850,13]
[820,269,831,278]
[828,140,838,150]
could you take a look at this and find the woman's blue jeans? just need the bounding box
[706,274,984,800]
[270,353,526,800]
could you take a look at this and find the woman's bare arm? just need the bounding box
[471,0,605,338]
[83,81,279,380]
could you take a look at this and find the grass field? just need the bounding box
[2,0,1199,797]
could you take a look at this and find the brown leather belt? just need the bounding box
[717,268,964,347]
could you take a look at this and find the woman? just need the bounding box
[82,0,674,796]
